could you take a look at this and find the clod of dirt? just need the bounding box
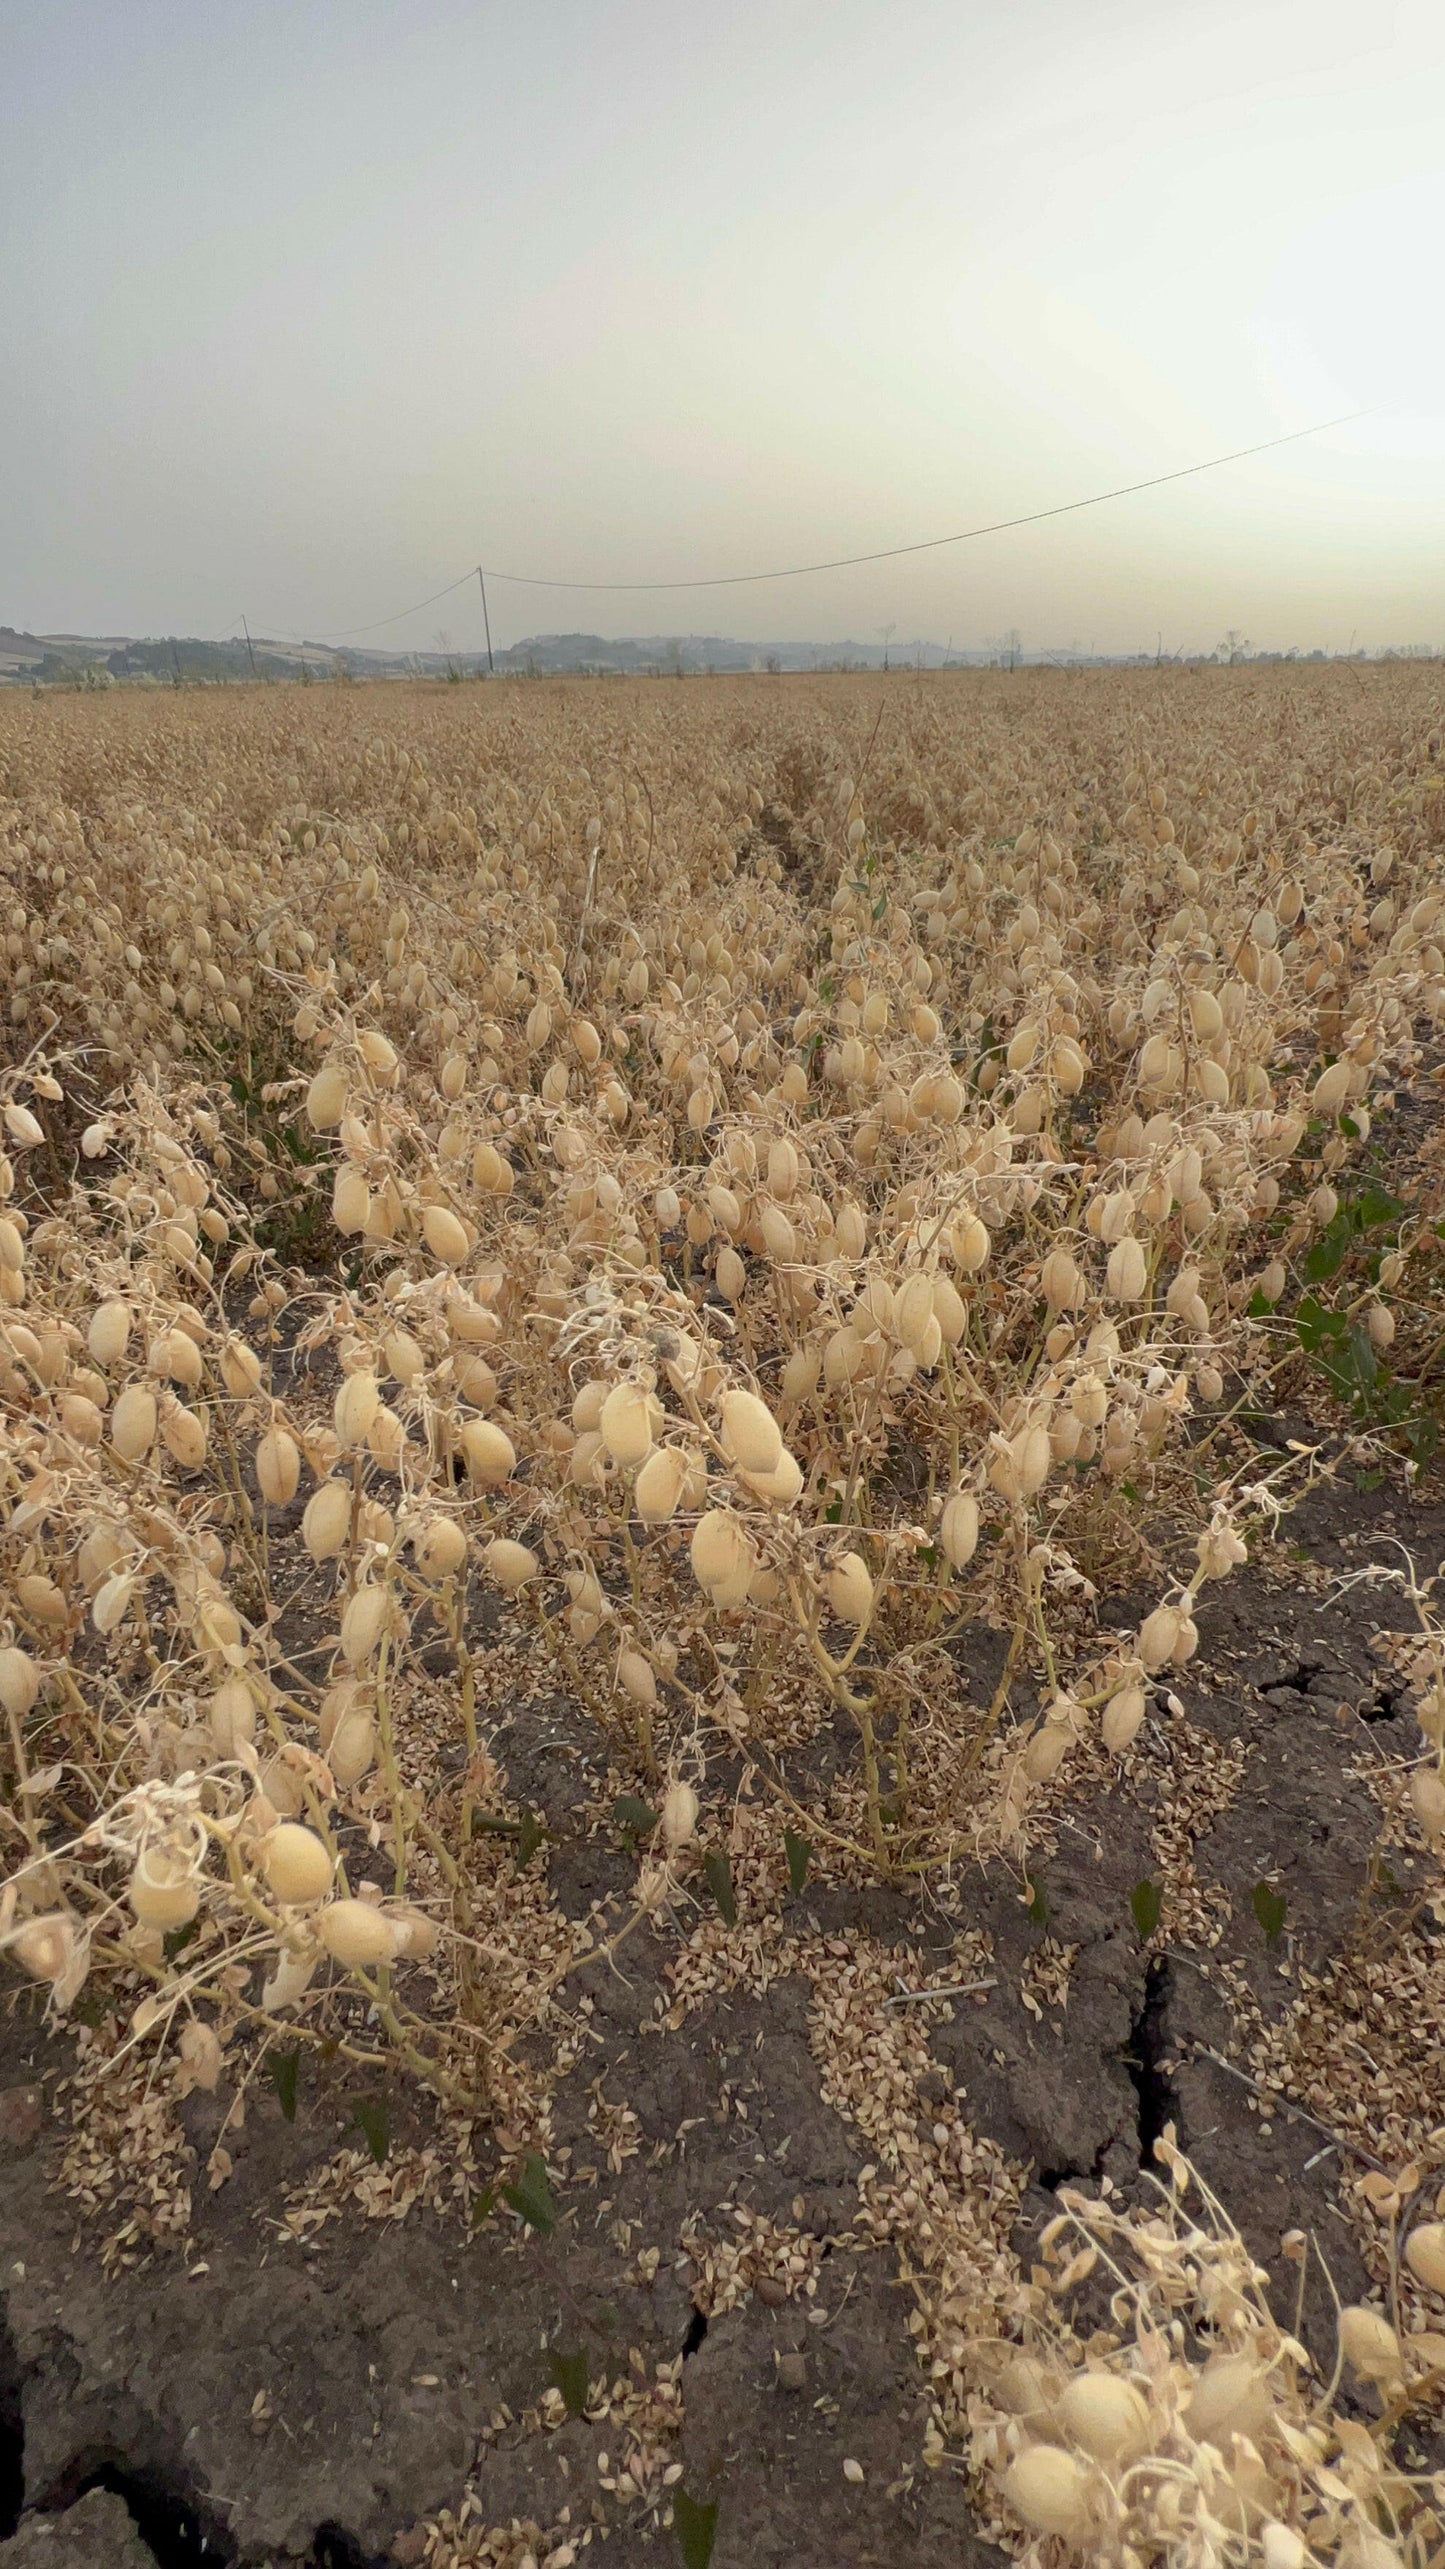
[0,2489,159,2567]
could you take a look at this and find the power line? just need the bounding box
[255,408,1369,642]
[483,412,1368,593]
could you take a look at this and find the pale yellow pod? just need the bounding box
[157,1327,204,1389]
[569,1429,608,1489]
[88,1298,133,1368]
[1338,2305,1401,2381]
[483,1537,539,1590]
[451,1351,497,1408]
[781,1343,822,1401]
[306,1062,350,1129]
[894,1272,936,1353]
[930,1273,967,1344]
[61,1392,103,1447]
[826,1551,874,1625]
[16,1573,65,1626]
[0,1647,40,1718]
[334,1370,380,1447]
[662,1779,698,1849]
[691,1510,751,1595]
[208,1677,257,1757]
[1022,1723,1070,1782]
[617,1648,657,1707]
[340,1582,389,1665]
[220,1336,263,1397]
[262,1822,334,1905]
[422,1203,469,1265]
[11,1914,77,1985]
[317,1898,400,1967]
[600,1381,654,1468]
[721,1389,782,1477]
[743,1448,803,1507]
[1403,2221,1445,2293]
[460,1418,516,1486]
[634,1445,690,1523]
[950,1212,990,1272]
[1002,2446,1090,2539]
[415,1517,467,1582]
[759,1203,797,1262]
[715,1244,746,1301]
[302,1480,353,1562]
[1040,1249,1083,1313]
[1312,1059,1351,1117]
[1106,1236,1147,1301]
[383,1328,426,1384]
[448,1295,500,1348]
[1102,1683,1146,1754]
[1409,1764,1445,1844]
[328,1710,377,1787]
[129,1846,201,1931]
[332,1167,371,1234]
[571,1378,607,1432]
[256,1426,301,1507]
[1013,1421,1051,1496]
[1137,1604,1182,1671]
[111,1383,158,1460]
[940,1491,979,1569]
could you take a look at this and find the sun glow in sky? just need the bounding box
[3,0,1442,654]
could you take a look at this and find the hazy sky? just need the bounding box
[3,0,1443,654]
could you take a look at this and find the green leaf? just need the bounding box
[514,1807,545,1868]
[1025,1876,1050,1929]
[268,2047,299,2123]
[919,1543,941,1572]
[1129,1879,1163,1939]
[1345,1326,1378,1396]
[548,2345,590,2418]
[703,1847,737,1927]
[502,2153,558,2235]
[783,1828,812,1895]
[1353,1183,1406,1229]
[1252,1881,1287,1946]
[1295,1292,1346,1355]
[614,1794,659,1841]
[1247,1287,1277,1320]
[1303,1223,1351,1284]
[673,2486,720,2569]
[470,2183,497,2229]
[163,1917,201,1963]
[352,2096,390,2165]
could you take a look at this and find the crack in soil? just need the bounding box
[1124,1958,1181,2168]
[40,2455,238,2567]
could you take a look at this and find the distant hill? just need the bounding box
[0,623,1422,685]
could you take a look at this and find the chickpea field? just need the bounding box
[0,668,1442,2569]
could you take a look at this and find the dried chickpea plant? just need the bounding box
[1,669,1444,2561]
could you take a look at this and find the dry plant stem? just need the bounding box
[1185,2043,1392,2174]
[372,1624,409,1894]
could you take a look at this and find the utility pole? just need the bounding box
[242,616,258,681]
[477,567,495,675]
